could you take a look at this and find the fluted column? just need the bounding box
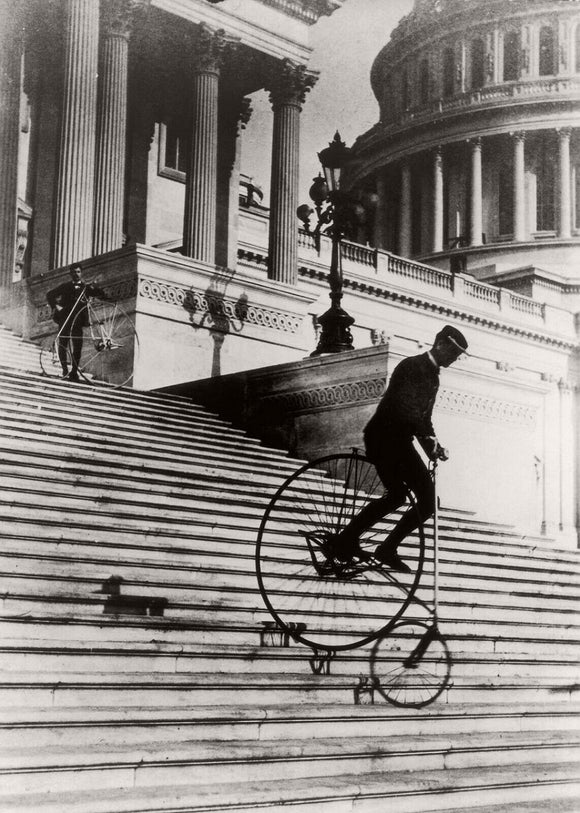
[399,163,412,257]
[0,0,23,287]
[558,127,572,239]
[266,60,316,284]
[52,0,100,268]
[432,147,444,253]
[183,25,230,264]
[469,137,483,247]
[93,0,134,255]
[512,131,527,241]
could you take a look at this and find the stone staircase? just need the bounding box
[0,322,578,812]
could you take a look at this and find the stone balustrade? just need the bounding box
[373,76,580,139]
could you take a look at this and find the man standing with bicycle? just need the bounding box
[46,264,108,382]
[335,325,468,572]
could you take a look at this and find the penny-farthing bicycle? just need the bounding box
[40,295,138,388]
[255,448,451,708]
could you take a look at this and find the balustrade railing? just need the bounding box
[388,254,452,290]
[464,277,501,305]
[341,241,374,266]
[382,76,580,134]
[509,291,545,317]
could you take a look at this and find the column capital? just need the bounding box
[434,145,443,162]
[236,96,253,134]
[190,24,233,74]
[101,0,148,39]
[266,59,318,110]
[557,126,573,140]
[510,130,526,142]
[467,136,482,149]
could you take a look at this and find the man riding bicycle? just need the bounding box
[334,325,468,572]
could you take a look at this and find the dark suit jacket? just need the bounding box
[365,352,440,447]
[46,281,106,327]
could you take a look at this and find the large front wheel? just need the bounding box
[72,302,138,388]
[256,451,425,652]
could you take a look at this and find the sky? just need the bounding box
[241,0,414,203]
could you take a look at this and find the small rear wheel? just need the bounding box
[371,619,451,708]
[256,451,425,651]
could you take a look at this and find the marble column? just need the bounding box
[374,172,388,250]
[216,94,252,269]
[183,25,229,264]
[52,0,100,268]
[93,0,134,255]
[266,60,316,284]
[0,0,23,287]
[469,137,483,246]
[399,163,412,257]
[512,131,526,241]
[432,147,444,253]
[558,127,572,239]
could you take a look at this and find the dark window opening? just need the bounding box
[420,59,430,104]
[498,167,514,234]
[443,47,455,97]
[536,143,555,230]
[503,31,520,81]
[161,122,188,177]
[471,38,485,89]
[539,26,555,76]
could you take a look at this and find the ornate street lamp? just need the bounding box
[298,132,356,356]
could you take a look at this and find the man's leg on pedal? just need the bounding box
[374,445,435,572]
[333,444,407,560]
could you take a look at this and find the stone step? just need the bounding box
[0,377,252,435]
[0,420,297,474]
[2,542,578,621]
[2,611,578,662]
[0,761,578,813]
[2,614,580,658]
[1,702,578,746]
[2,533,578,606]
[429,799,580,813]
[0,432,304,486]
[1,731,578,797]
[1,517,575,590]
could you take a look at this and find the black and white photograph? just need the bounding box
[0,0,579,809]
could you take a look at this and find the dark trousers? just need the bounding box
[57,317,84,374]
[339,435,435,552]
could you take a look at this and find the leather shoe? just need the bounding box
[373,547,411,573]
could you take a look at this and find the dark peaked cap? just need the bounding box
[436,324,469,353]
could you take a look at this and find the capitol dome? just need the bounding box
[349,0,580,287]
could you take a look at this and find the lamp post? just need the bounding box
[298,132,355,356]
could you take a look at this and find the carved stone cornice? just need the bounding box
[260,379,538,426]
[138,277,303,334]
[256,0,342,25]
[266,59,318,109]
[297,265,579,352]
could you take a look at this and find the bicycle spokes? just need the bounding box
[371,619,451,708]
[256,452,426,651]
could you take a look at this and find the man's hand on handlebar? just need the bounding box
[420,435,449,462]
